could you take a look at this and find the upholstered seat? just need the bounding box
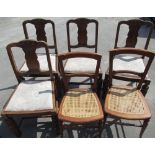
[113,55,145,72]
[4,80,54,112]
[104,86,151,120]
[64,58,101,73]
[20,54,56,72]
[58,89,103,123]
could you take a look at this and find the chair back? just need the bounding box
[109,48,155,89]
[114,19,153,49]
[6,39,54,82]
[23,18,57,53]
[67,18,98,52]
[58,52,101,92]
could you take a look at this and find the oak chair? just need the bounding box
[1,40,58,137]
[58,52,104,137]
[103,19,154,98]
[104,48,154,138]
[65,18,102,95]
[21,18,58,77]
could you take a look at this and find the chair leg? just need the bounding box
[97,73,103,97]
[52,115,60,135]
[4,116,21,137]
[98,120,103,137]
[102,74,109,100]
[139,119,150,138]
[59,120,63,138]
[141,81,150,96]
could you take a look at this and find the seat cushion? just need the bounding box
[104,86,151,119]
[5,80,54,112]
[20,54,56,72]
[58,89,103,123]
[113,55,145,73]
[64,58,100,73]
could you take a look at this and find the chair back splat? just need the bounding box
[67,18,98,52]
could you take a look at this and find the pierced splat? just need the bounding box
[67,18,98,52]
[114,19,154,49]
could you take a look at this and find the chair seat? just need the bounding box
[58,89,103,123]
[20,54,57,72]
[113,55,145,73]
[64,57,101,73]
[104,86,151,120]
[3,80,54,113]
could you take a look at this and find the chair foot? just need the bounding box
[139,119,150,138]
[4,117,21,137]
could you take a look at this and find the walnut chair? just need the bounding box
[65,18,102,95]
[58,52,104,137]
[103,19,154,98]
[1,40,58,137]
[21,18,58,77]
[104,48,155,138]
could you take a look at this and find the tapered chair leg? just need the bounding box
[4,117,21,137]
[52,115,60,135]
[139,119,150,138]
[102,74,109,100]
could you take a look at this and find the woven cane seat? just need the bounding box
[58,89,103,123]
[104,86,151,119]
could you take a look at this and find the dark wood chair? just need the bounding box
[1,40,58,137]
[58,52,104,137]
[103,19,154,98]
[21,18,58,76]
[104,48,155,138]
[65,18,102,95]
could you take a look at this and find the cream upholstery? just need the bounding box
[21,54,56,72]
[64,58,98,73]
[113,55,145,73]
[5,80,53,111]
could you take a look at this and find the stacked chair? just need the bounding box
[1,18,155,138]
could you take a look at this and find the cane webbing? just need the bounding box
[108,87,145,114]
[61,90,100,118]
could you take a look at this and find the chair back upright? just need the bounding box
[6,40,54,83]
[67,18,98,52]
[58,52,102,92]
[114,19,154,49]
[23,18,57,54]
[109,48,155,89]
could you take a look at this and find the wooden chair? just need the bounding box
[21,18,58,77]
[104,48,155,138]
[58,52,104,137]
[65,18,102,95]
[1,40,58,137]
[103,19,154,98]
